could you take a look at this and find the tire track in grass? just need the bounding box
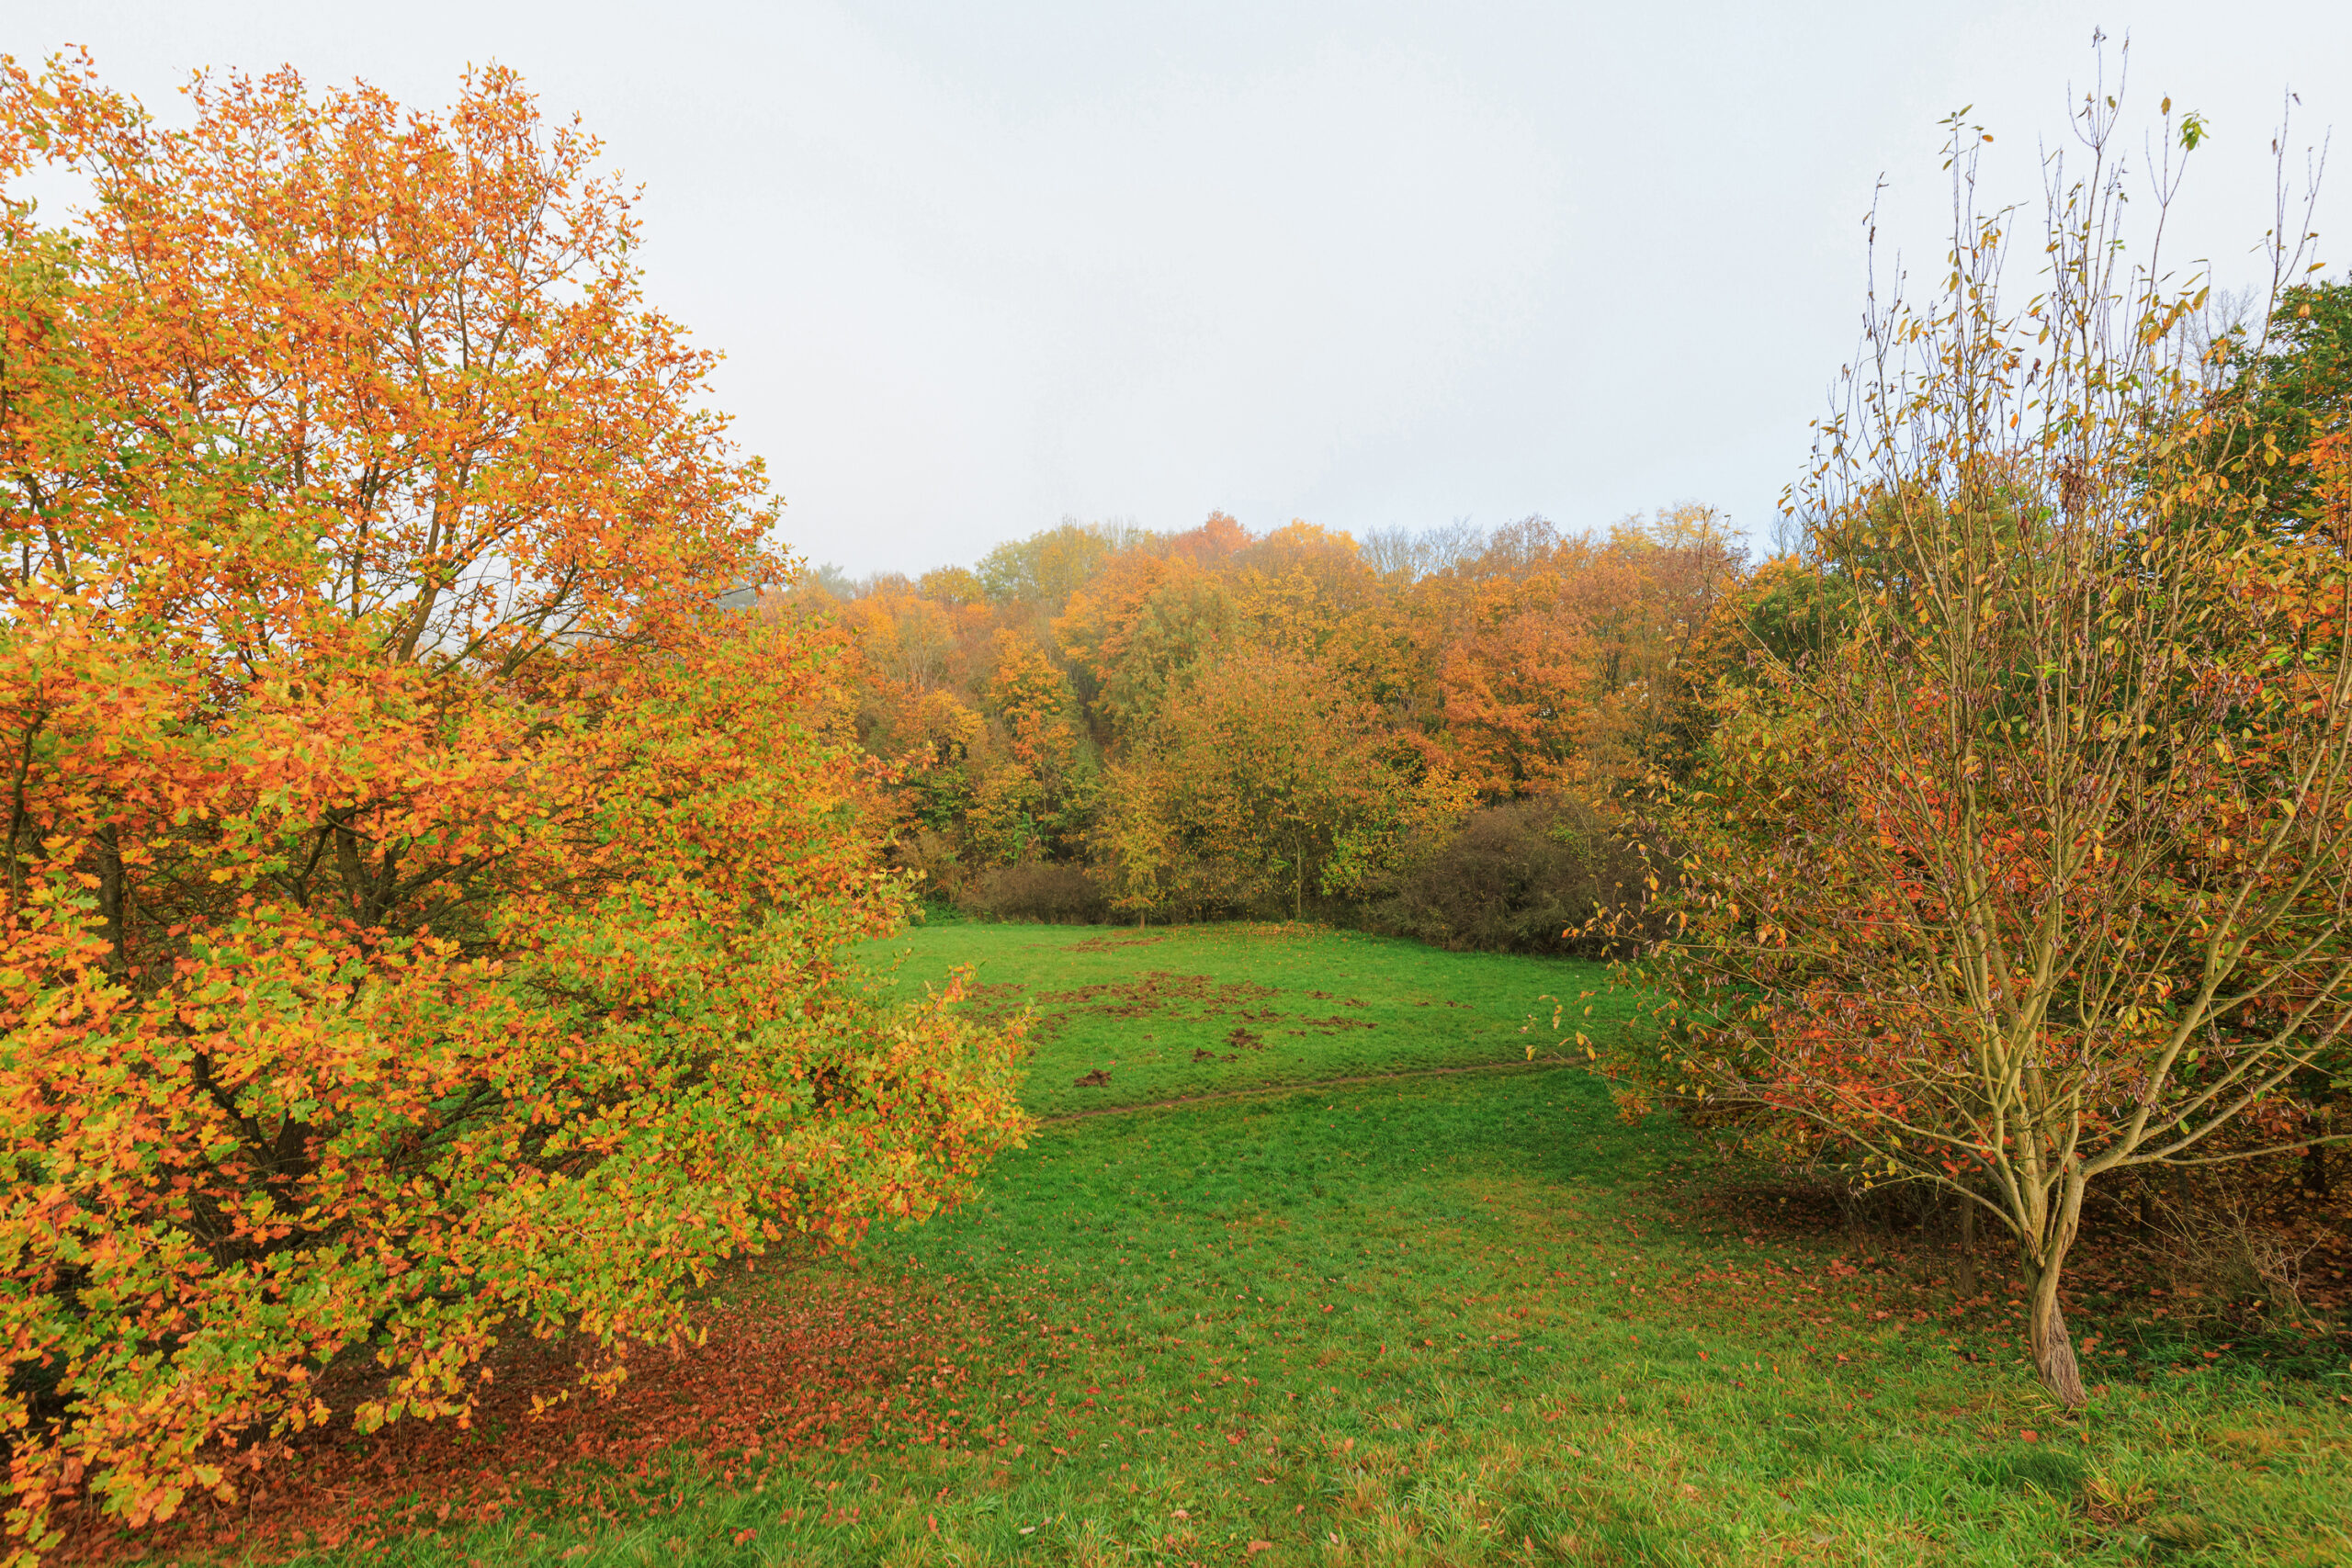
[1039,1056,1589,1123]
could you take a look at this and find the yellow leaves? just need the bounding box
[0,60,1033,1548]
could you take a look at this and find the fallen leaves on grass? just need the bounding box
[51,1268,981,1565]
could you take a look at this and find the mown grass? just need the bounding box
[876,920,1600,1120]
[181,924,2352,1565]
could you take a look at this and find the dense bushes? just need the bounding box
[959,861,1114,924]
[929,795,1661,951]
[1367,795,1656,956]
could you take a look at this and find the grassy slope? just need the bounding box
[241,925,2351,1565]
[866,920,1597,1120]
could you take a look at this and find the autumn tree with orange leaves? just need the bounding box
[1095,649,1467,920]
[0,57,1025,1558]
[1600,80,2352,1409]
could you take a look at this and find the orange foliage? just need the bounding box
[50,1269,978,1565]
[0,59,1026,1559]
[1095,649,1468,919]
[821,504,1741,914]
[1424,513,1743,796]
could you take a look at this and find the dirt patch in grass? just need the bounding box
[1068,932,1172,953]
[1041,971,1278,1017]
[1284,1014,1378,1035]
[955,971,1283,1043]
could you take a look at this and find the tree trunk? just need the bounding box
[96,822,130,976]
[2026,1263,2086,1408]
[1954,1201,1979,1300]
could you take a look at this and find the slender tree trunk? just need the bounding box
[2012,1169,2090,1407]
[1955,1200,1979,1300]
[2026,1262,2087,1408]
[96,822,129,976]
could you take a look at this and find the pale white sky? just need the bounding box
[6,2,2347,573]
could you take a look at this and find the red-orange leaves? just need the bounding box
[0,59,1027,1562]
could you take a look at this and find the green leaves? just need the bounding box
[0,59,1032,1556]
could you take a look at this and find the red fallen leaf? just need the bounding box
[2020,1429,2039,1443]
[1249,1543,1273,1556]
[732,1528,758,1545]
[101,1269,976,1564]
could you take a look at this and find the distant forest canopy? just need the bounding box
[784,271,2350,948]
[775,503,1746,944]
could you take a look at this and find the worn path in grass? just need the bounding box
[138,923,2352,1568]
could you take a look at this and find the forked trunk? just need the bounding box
[2026,1263,2086,1408]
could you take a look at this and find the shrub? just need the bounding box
[960,861,1114,924]
[1370,795,1654,956]
[892,826,972,903]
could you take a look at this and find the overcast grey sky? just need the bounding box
[7,2,2348,573]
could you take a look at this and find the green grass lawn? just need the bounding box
[866,919,1593,1120]
[155,923,2352,1567]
